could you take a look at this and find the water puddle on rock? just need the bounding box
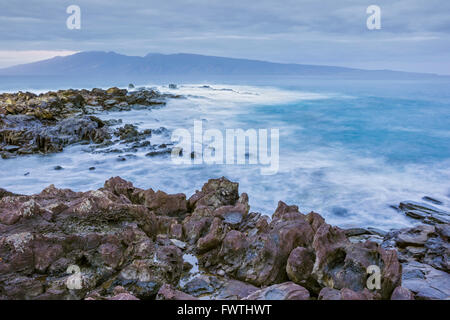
[179,253,200,288]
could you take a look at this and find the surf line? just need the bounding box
[170,120,280,175]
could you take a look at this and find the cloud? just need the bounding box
[0,0,449,73]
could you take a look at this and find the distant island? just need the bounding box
[0,51,445,79]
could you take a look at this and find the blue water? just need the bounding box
[1,78,449,230]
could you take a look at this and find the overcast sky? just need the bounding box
[0,0,449,74]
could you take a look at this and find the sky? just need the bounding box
[0,0,449,74]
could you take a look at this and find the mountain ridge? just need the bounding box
[0,51,445,79]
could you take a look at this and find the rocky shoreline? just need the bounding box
[0,87,182,159]
[0,86,448,300]
[0,176,448,300]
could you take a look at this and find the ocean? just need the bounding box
[1,77,449,230]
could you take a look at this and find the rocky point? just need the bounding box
[0,87,182,158]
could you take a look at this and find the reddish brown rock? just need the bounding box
[0,179,163,299]
[189,177,239,209]
[33,240,64,273]
[286,247,319,292]
[103,176,136,200]
[98,242,123,269]
[391,286,415,300]
[305,211,326,233]
[311,221,401,299]
[212,202,315,286]
[156,284,198,300]
[197,217,226,252]
[0,176,408,301]
[169,222,183,239]
[144,189,187,216]
[318,287,342,300]
[108,293,140,300]
[395,225,436,248]
[340,288,374,300]
[182,214,212,244]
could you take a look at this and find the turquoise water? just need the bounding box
[1,79,449,230]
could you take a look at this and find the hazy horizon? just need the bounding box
[0,50,448,77]
[1,1,450,74]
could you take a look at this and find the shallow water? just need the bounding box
[1,80,449,230]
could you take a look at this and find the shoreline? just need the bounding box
[0,86,182,159]
[0,86,449,300]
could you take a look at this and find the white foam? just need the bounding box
[0,84,447,231]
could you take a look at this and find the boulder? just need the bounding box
[312,222,401,298]
[197,217,226,252]
[144,190,187,216]
[390,286,415,300]
[213,280,258,300]
[244,282,310,300]
[181,275,222,297]
[210,201,315,286]
[286,247,320,292]
[189,177,239,209]
[156,284,198,300]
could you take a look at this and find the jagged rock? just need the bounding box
[0,181,160,299]
[183,177,241,245]
[2,176,446,300]
[312,221,401,298]
[144,190,187,216]
[197,217,226,252]
[383,224,449,272]
[111,245,183,299]
[436,224,450,241]
[114,124,151,143]
[0,115,110,156]
[189,177,239,209]
[397,201,450,225]
[286,247,320,293]
[422,196,443,205]
[204,201,315,286]
[401,261,450,300]
[395,225,436,247]
[0,88,182,157]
